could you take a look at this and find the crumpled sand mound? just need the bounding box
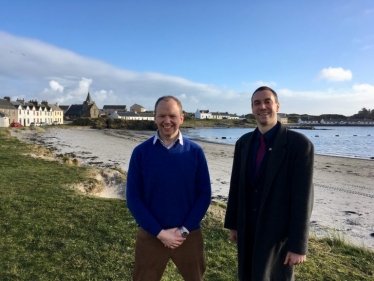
[71,168,127,199]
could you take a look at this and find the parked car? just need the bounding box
[52,121,60,125]
[10,122,23,127]
[39,122,48,126]
[30,122,38,126]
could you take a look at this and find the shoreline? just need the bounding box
[10,127,374,251]
[181,126,374,160]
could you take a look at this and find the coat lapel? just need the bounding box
[260,124,287,207]
[241,129,256,187]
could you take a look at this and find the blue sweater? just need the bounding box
[126,137,212,237]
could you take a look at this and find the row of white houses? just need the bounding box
[109,111,154,120]
[109,108,244,121]
[195,109,241,120]
[0,97,64,127]
[1,95,151,126]
[298,117,374,125]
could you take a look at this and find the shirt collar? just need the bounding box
[153,130,184,148]
[257,122,279,143]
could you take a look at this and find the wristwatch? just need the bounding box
[180,227,188,238]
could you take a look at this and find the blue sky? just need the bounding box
[1,0,373,115]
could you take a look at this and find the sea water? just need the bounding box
[181,126,374,160]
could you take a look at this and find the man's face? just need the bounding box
[154,99,184,140]
[251,90,280,127]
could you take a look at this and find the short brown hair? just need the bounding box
[154,96,183,114]
[251,86,279,105]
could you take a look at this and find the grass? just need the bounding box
[1,128,374,280]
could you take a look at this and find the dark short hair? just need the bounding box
[154,96,183,114]
[251,86,279,105]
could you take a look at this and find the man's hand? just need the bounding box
[284,251,306,266]
[229,229,238,243]
[157,228,186,249]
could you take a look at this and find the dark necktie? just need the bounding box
[256,135,266,168]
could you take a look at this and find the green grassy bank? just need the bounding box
[1,128,373,280]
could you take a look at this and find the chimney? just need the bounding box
[29,100,38,106]
[16,98,25,104]
[3,96,11,102]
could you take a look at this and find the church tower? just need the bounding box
[84,92,94,106]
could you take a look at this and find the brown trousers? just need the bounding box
[132,227,206,281]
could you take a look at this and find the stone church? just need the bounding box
[64,92,100,119]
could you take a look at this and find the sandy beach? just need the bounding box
[11,128,374,251]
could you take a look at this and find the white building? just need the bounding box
[320,118,346,125]
[211,112,239,120]
[103,105,127,115]
[298,117,319,124]
[110,111,154,121]
[2,98,65,126]
[195,109,213,119]
[195,109,240,120]
[0,112,10,127]
[130,104,146,113]
[48,103,64,124]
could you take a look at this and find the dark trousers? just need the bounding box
[132,227,206,281]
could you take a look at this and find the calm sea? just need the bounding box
[181,126,374,160]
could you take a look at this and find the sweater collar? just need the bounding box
[153,130,184,149]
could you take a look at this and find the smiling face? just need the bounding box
[154,98,184,143]
[251,89,280,130]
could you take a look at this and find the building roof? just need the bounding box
[321,118,346,122]
[59,105,71,111]
[48,104,63,111]
[211,112,238,117]
[347,118,373,122]
[65,104,86,116]
[130,103,145,108]
[117,112,139,117]
[103,105,127,109]
[138,112,154,117]
[278,113,288,118]
[211,111,230,116]
[0,99,16,109]
[299,117,319,121]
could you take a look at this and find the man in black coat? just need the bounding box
[224,86,314,280]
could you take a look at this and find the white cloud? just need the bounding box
[77,77,92,97]
[242,80,277,89]
[49,80,64,92]
[254,80,277,87]
[0,31,372,116]
[277,84,374,115]
[352,83,374,100]
[0,31,227,111]
[318,67,352,82]
[190,96,200,103]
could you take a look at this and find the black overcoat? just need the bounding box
[224,123,314,281]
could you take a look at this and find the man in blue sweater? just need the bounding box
[126,96,212,281]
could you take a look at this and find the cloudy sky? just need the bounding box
[1,0,373,116]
